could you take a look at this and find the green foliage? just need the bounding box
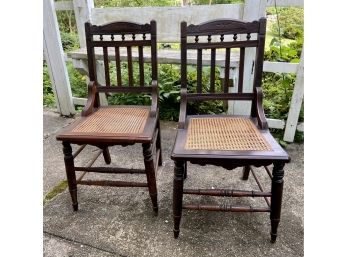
[265,37,302,63]
[262,73,296,121]
[269,7,304,40]
[190,0,243,4]
[262,6,304,141]
[60,32,79,51]
[157,64,181,120]
[94,0,180,7]
[43,63,55,107]
[67,62,87,98]
[56,10,77,34]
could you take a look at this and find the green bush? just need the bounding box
[67,62,87,98]
[43,63,55,107]
[60,32,79,51]
[270,7,304,40]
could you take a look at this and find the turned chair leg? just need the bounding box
[156,119,163,166]
[242,165,251,180]
[183,161,187,180]
[142,143,158,215]
[173,160,185,238]
[102,147,111,164]
[63,142,78,211]
[270,162,285,243]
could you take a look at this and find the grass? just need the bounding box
[43,180,68,205]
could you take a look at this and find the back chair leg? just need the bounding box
[102,147,111,164]
[270,162,285,243]
[183,161,187,180]
[156,119,163,166]
[142,143,158,215]
[242,165,251,180]
[173,160,185,238]
[63,142,78,211]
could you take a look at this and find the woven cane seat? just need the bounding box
[185,117,271,151]
[72,107,149,135]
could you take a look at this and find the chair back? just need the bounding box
[180,18,266,104]
[85,20,158,95]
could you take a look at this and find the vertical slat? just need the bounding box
[238,47,245,93]
[103,47,110,87]
[150,20,158,81]
[197,49,202,93]
[138,46,144,86]
[85,23,96,82]
[181,21,187,88]
[224,48,231,93]
[210,48,216,93]
[283,50,304,142]
[127,46,133,86]
[115,47,122,86]
[253,17,267,89]
[85,22,99,107]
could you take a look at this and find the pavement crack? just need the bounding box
[44,231,128,257]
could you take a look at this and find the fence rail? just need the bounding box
[46,0,304,142]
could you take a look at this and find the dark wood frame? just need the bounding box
[171,18,290,242]
[56,20,162,215]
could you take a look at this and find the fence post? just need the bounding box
[228,0,267,115]
[283,50,304,142]
[43,0,75,116]
[73,0,94,48]
[73,0,107,105]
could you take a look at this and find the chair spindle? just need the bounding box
[138,46,144,86]
[224,48,231,93]
[238,47,245,93]
[210,48,216,93]
[103,47,110,87]
[127,46,133,86]
[197,49,203,93]
[115,47,122,86]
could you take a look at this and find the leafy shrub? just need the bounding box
[60,32,79,51]
[67,62,87,98]
[270,7,304,40]
[43,63,55,107]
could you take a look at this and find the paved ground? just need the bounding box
[43,108,304,257]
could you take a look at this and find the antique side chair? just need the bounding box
[56,20,162,215]
[171,18,290,242]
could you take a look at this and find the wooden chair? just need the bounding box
[56,20,162,215]
[171,18,290,242]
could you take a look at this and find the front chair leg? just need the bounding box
[102,147,111,164]
[173,160,185,238]
[242,165,251,180]
[63,142,78,211]
[142,143,158,215]
[270,162,285,243]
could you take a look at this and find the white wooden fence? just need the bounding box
[44,0,304,142]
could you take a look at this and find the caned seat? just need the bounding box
[56,20,162,215]
[185,117,270,151]
[171,18,290,243]
[57,106,157,143]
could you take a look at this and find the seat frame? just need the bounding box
[56,20,162,215]
[171,18,290,242]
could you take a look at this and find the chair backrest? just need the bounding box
[180,18,266,104]
[85,20,157,95]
